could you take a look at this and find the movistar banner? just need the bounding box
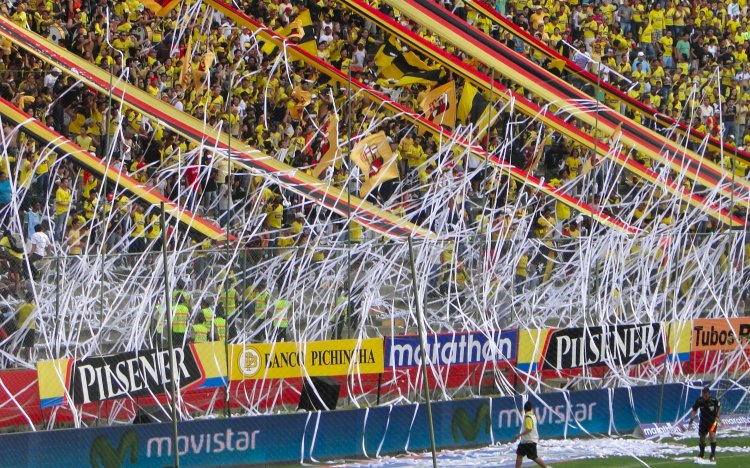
[5,382,742,466]
[385,330,517,368]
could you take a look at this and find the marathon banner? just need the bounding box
[540,323,665,370]
[692,318,750,351]
[229,339,384,381]
[37,343,227,408]
[385,330,517,368]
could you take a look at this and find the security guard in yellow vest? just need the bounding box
[213,313,227,342]
[271,298,289,342]
[200,299,216,341]
[218,277,238,340]
[172,295,189,346]
[192,313,209,344]
[330,289,348,339]
[246,282,270,342]
[173,279,192,311]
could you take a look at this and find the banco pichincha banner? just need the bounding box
[229,338,384,380]
[37,343,227,408]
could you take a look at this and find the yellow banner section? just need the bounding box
[229,339,384,380]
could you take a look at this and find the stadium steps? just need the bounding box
[0,16,433,241]
[0,98,228,241]
[466,0,750,164]
[337,0,745,227]
[206,0,638,235]
[380,0,750,213]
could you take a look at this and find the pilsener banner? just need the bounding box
[692,318,750,351]
[540,323,665,370]
[229,339,383,381]
[37,343,227,408]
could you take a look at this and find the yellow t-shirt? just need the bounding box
[55,187,71,215]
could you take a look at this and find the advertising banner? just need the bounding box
[229,338,384,381]
[638,413,750,439]
[692,318,750,351]
[2,381,741,467]
[384,329,517,368]
[540,323,665,370]
[37,343,227,408]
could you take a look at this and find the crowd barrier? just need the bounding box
[0,381,745,467]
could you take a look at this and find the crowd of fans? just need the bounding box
[0,0,748,354]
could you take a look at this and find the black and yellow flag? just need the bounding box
[142,0,181,16]
[261,9,317,56]
[548,58,566,74]
[419,81,456,129]
[374,35,441,87]
[351,132,399,197]
[457,82,491,133]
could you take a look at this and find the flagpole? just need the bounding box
[223,69,234,419]
[407,236,437,468]
[160,202,181,468]
[346,57,353,339]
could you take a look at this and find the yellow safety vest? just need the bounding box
[173,289,191,305]
[219,287,237,316]
[272,300,289,328]
[213,317,226,341]
[192,323,208,343]
[172,304,188,333]
[254,291,269,319]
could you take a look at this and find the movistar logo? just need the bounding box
[90,430,138,468]
[451,403,491,442]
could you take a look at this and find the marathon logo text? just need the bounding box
[386,330,518,367]
[542,324,665,370]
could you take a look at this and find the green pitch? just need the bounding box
[555,437,750,467]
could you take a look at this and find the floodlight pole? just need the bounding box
[407,236,437,468]
[160,202,180,468]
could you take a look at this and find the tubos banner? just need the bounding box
[541,323,665,370]
[385,330,517,368]
[37,343,227,408]
[692,318,750,351]
[228,338,384,381]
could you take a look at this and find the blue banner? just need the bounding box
[384,329,518,368]
[0,381,737,466]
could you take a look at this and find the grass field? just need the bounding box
[554,437,750,467]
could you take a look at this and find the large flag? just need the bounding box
[142,0,181,16]
[178,37,193,88]
[312,114,340,179]
[379,51,441,86]
[261,9,317,57]
[192,51,215,89]
[457,82,491,134]
[375,36,441,87]
[351,132,399,197]
[419,81,456,129]
[289,85,312,120]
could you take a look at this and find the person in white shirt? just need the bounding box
[29,224,51,278]
[514,401,551,468]
[43,67,61,89]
